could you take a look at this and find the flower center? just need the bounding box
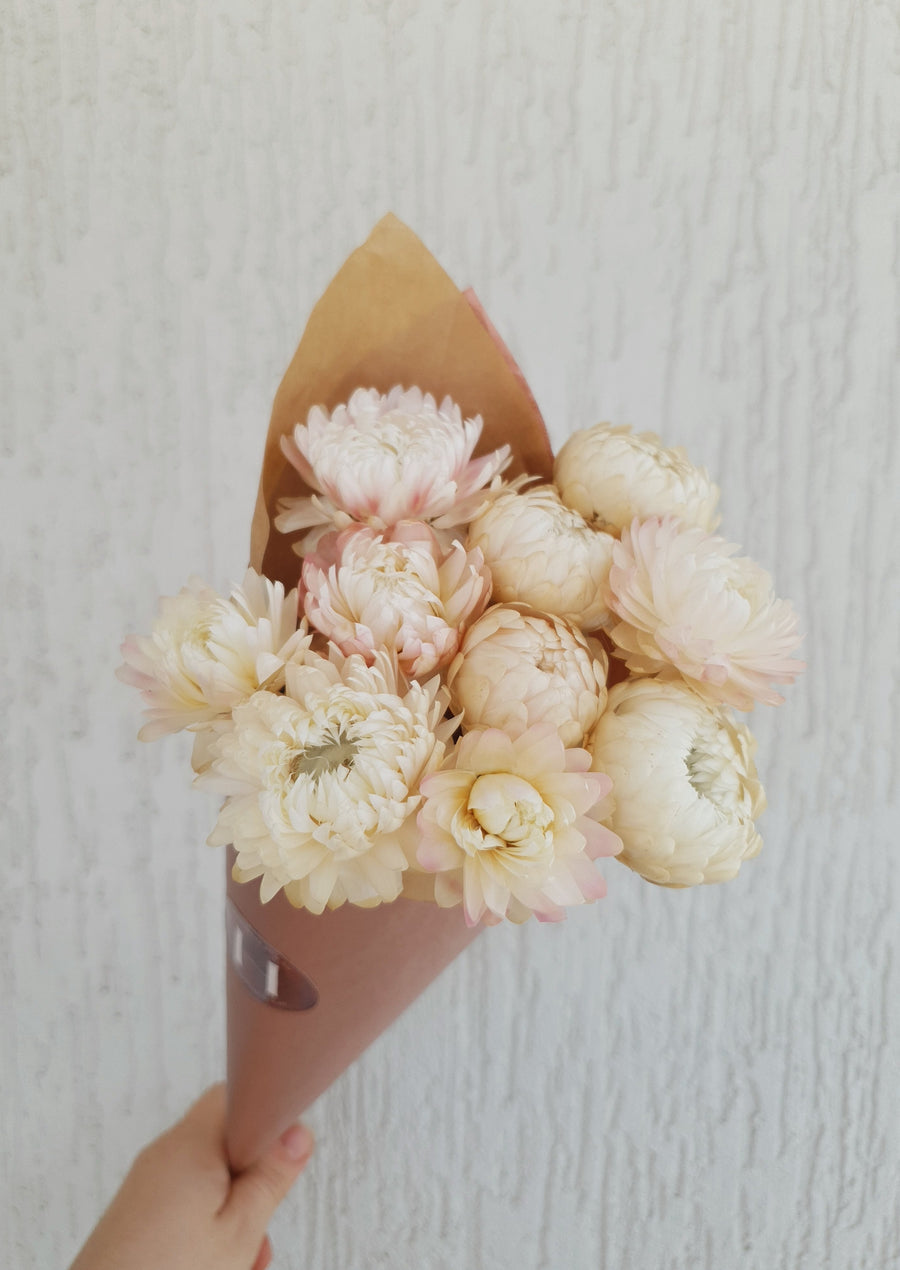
[467,773,554,859]
[685,727,743,816]
[554,507,595,541]
[371,542,419,579]
[290,728,359,781]
[536,644,568,674]
[357,540,441,608]
[326,413,455,475]
[186,615,214,652]
[639,439,680,472]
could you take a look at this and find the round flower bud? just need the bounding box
[588,678,766,887]
[447,605,608,747]
[466,485,615,631]
[554,423,720,533]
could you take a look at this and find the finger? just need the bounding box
[175,1083,227,1142]
[251,1234,273,1270]
[138,1084,227,1163]
[225,1123,314,1246]
[140,1084,230,1207]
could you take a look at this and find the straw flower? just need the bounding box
[607,517,805,709]
[417,725,621,926]
[466,485,616,631]
[116,569,308,740]
[588,678,765,886]
[199,649,452,913]
[447,605,608,747]
[276,386,511,544]
[301,521,492,679]
[554,423,720,533]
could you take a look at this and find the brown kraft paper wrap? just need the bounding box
[226,213,553,1171]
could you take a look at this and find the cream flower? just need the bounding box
[199,650,452,913]
[447,605,608,747]
[466,485,616,631]
[275,386,511,544]
[554,423,720,533]
[117,569,308,740]
[588,678,765,886]
[417,725,621,926]
[301,521,492,679]
[189,718,234,776]
[607,517,805,709]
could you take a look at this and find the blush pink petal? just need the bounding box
[415,723,614,924]
[580,817,624,860]
[564,852,610,898]
[455,727,517,774]
[416,836,463,873]
[275,387,511,544]
[608,516,805,710]
[301,522,491,680]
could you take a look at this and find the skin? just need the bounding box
[70,1085,313,1270]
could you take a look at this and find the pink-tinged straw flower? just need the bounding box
[275,386,511,545]
[607,517,805,710]
[554,423,720,534]
[447,605,609,747]
[301,521,492,679]
[466,485,617,631]
[589,678,765,886]
[199,649,453,913]
[417,725,622,926]
[116,569,309,740]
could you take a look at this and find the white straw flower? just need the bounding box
[199,649,452,913]
[447,605,608,747]
[276,386,511,544]
[117,569,308,740]
[554,423,720,533]
[301,521,492,679]
[588,678,765,886]
[607,517,805,709]
[417,725,621,926]
[466,485,616,631]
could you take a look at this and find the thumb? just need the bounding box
[225,1122,314,1244]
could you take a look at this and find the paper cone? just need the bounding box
[226,214,552,1169]
[225,857,482,1170]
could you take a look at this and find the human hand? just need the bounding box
[70,1084,313,1270]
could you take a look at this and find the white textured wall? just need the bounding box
[2,3,898,1268]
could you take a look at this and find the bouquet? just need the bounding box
[118,215,804,1168]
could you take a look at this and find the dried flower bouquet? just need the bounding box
[119,216,804,1166]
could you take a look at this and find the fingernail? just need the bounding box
[279,1122,314,1162]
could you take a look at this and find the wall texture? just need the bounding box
[2,3,898,1268]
